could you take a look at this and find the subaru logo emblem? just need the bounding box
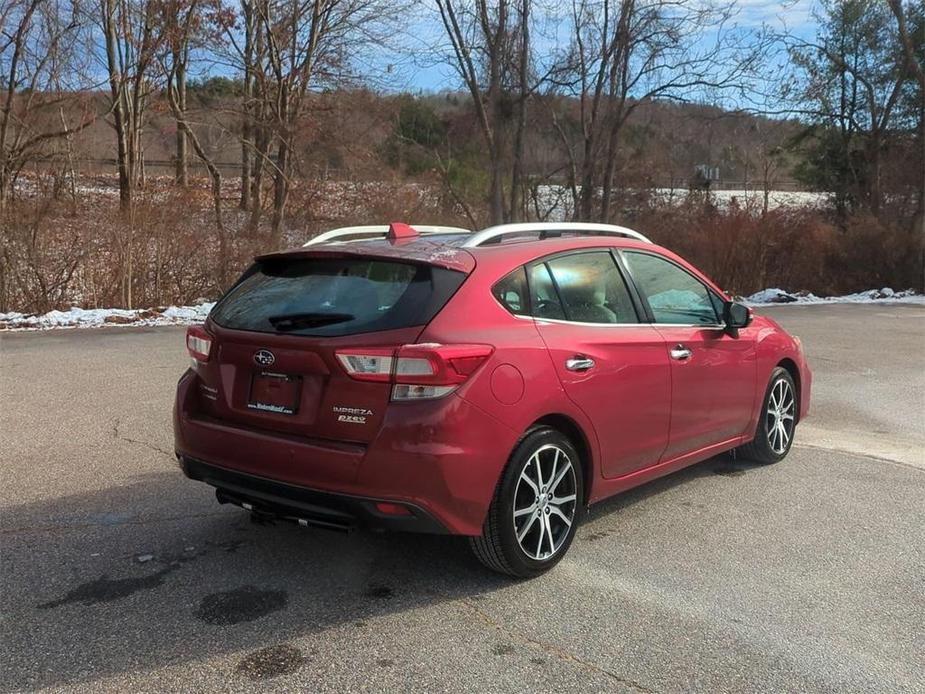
[254,349,275,367]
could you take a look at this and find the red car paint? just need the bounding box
[174,231,811,536]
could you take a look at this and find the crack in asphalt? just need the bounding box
[460,598,656,693]
[111,417,175,459]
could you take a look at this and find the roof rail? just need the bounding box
[304,224,471,247]
[461,222,651,247]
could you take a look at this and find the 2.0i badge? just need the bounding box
[332,405,373,424]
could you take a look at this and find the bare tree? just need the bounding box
[787,0,914,217]
[0,0,98,211]
[550,0,766,222]
[260,0,391,240]
[159,0,236,287]
[886,0,924,237]
[435,0,534,225]
[98,0,163,210]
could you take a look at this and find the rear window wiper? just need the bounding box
[268,312,355,330]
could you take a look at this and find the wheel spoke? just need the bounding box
[534,512,546,557]
[517,510,538,543]
[779,421,790,445]
[519,468,538,495]
[550,461,571,493]
[780,412,794,421]
[514,503,537,518]
[534,455,546,491]
[547,450,559,493]
[549,505,572,528]
[550,492,576,506]
[543,513,555,555]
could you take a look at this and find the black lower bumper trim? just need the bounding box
[180,456,448,534]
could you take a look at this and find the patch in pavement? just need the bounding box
[364,583,394,600]
[37,567,176,609]
[196,585,288,625]
[492,643,516,656]
[712,464,747,477]
[235,644,305,680]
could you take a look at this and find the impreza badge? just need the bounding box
[333,405,373,424]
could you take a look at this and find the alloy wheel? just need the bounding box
[512,444,578,560]
[766,378,795,455]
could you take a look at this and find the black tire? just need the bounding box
[737,366,797,464]
[469,427,584,578]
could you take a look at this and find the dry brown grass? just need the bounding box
[1,176,921,314]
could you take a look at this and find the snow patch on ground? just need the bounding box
[745,287,924,306]
[2,287,922,331]
[0,303,215,331]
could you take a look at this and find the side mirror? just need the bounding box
[723,301,751,330]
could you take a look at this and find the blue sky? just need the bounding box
[387,0,819,93]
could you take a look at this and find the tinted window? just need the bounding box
[546,252,637,324]
[528,263,566,320]
[623,252,719,325]
[492,267,529,315]
[211,257,466,336]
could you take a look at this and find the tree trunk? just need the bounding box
[240,0,256,209]
[508,0,530,223]
[175,53,188,186]
[271,137,289,244]
[101,0,132,211]
[577,164,595,221]
[867,132,882,216]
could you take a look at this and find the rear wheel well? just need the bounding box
[529,414,593,506]
[776,358,801,422]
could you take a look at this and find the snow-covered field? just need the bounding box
[745,287,924,306]
[2,288,921,331]
[533,185,828,220]
[0,303,215,331]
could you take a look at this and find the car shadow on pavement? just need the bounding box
[584,452,763,520]
[1,452,757,691]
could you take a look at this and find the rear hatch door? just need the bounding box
[196,253,469,444]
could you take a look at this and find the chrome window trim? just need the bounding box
[533,317,654,328]
[651,323,727,329]
[513,315,726,330]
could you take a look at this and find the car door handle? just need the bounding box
[565,356,595,371]
[670,345,692,361]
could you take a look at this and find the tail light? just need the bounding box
[186,325,213,362]
[336,343,494,400]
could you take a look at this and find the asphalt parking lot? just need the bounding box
[1,304,923,693]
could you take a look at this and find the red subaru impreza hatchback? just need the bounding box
[175,222,811,577]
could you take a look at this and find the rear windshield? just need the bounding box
[210,257,467,337]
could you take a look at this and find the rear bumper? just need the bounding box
[180,456,449,533]
[174,369,519,536]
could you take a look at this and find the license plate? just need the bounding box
[248,372,302,415]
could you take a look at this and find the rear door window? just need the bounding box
[545,252,638,324]
[211,257,466,337]
[527,264,567,320]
